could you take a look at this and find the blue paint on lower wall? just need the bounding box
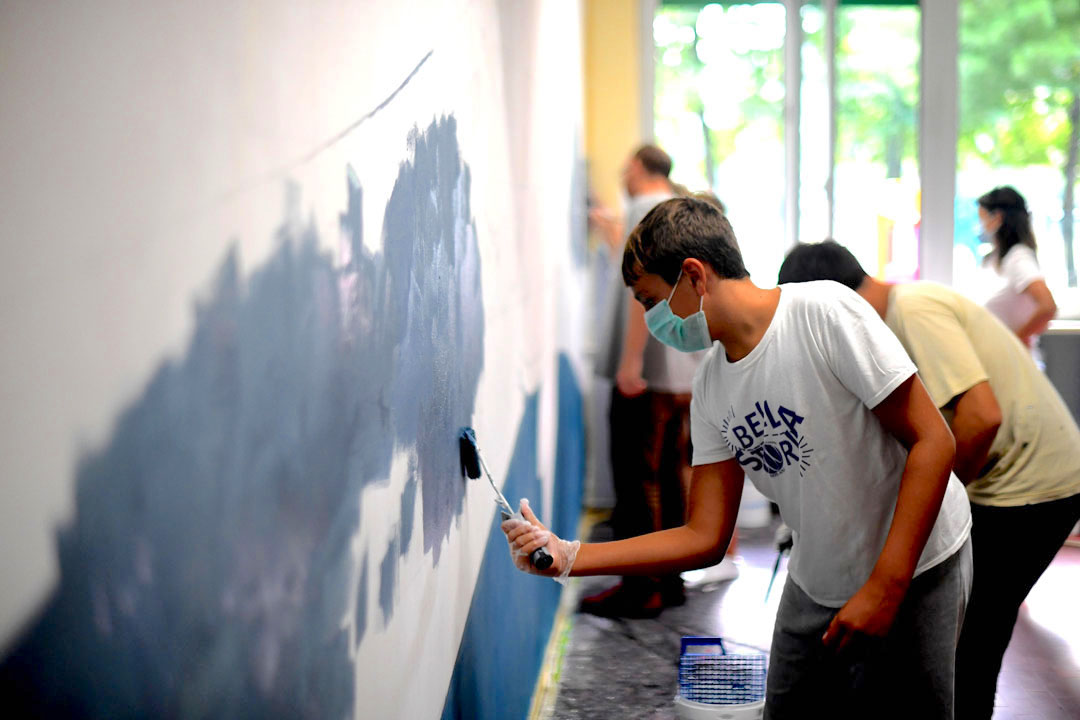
[552,354,586,544]
[440,354,584,720]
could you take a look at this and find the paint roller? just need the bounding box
[458,427,554,570]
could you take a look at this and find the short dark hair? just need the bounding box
[977,185,1036,261]
[634,145,672,179]
[690,190,727,217]
[777,240,867,291]
[622,197,748,286]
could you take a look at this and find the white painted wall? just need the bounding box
[0,2,584,717]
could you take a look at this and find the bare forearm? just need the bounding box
[570,525,730,577]
[622,296,649,358]
[869,376,955,587]
[952,423,998,484]
[949,381,1003,485]
[1017,281,1057,343]
[573,462,743,577]
[827,375,956,647]
[1016,309,1055,345]
[871,434,954,588]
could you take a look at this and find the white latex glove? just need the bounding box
[500,498,580,585]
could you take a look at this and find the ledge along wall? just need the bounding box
[0,3,586,718]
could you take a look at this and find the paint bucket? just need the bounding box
[674,637,766,720]
[673,696,764,720]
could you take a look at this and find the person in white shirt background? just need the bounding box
[583,148,738,619]
[977,186,1058,369]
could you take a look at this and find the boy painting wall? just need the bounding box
[503,199,973,719]
[778,239,1080,720]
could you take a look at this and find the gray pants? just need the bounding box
[764,538,973,720]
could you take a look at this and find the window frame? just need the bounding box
[648,0,957,283]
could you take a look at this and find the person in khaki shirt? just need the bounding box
[778,240,1080,720]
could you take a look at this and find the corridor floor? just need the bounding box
[541,519,1080,720]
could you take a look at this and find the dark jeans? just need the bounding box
[608,389,692,590]
[955,492,1080,720]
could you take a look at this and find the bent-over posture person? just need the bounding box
[778,239,1080,720]
[503,199,972,719]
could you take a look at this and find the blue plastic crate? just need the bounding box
[678,637,767,706]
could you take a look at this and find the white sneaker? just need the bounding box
[682,555,740,587]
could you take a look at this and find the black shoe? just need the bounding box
[579,583,664,619]
[659,578,686,608]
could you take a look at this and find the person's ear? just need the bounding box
[681,258,708,295]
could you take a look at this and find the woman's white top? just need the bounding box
[984,245,1046,367]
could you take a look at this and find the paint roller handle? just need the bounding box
[502,512,554,570]
[530,546,554,570]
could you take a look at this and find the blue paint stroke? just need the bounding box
[0,115,482,718]
[379,536,401,624]
[399,460,419,555]
[440,354,585,720]
[381,115,484,560]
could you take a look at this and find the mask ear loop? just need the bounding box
[686,269,704,312]
[667,267,685,303]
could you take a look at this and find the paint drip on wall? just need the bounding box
[0,115,482,718]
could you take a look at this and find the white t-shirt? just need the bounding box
[984,245,1043,335]
[691,281,972,607]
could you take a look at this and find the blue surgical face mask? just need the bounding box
[644,269,712,353]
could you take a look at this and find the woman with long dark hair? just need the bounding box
[978,186,1057,365]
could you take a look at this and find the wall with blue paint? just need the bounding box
[441,354,585,720]
[0,3,585,719]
